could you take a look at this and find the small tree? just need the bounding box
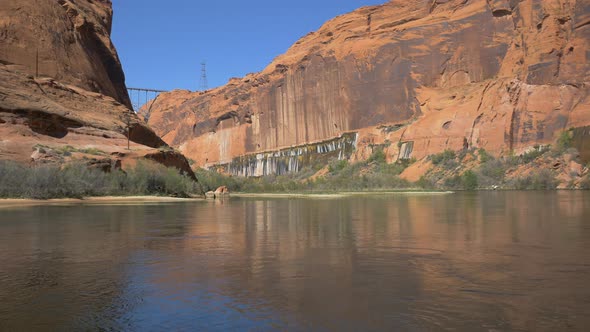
[461,170,478,190]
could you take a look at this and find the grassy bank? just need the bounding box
[0,160,202,199]
[0,196,202,209]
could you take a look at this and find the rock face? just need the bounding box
[0,0,131,107]
[0,0,196,182]
[146,0,590,174]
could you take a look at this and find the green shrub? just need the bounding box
[32,145,105,156]
[556,131,573,152]
[531,169,558,190]
[478,148,491,163]
[457,148,475,161]
[78,148,106,156]
[512,176,533,190]
[520,147,547,164]
[377,162,408,176]
[443,175,462,189]
[367,148,386,164]
[503,153,521,167]
[416,176,434,189]
[194,168,243,192]
[0,160,200,199]
[461,170,478,190]
[510,169,558,190]
[430,150,456,166]
[478,159,505,180]
[328,159,348,173]
[57,145,77,155]
[440,170,478,190]
[475,161,505,188]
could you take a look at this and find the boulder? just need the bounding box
[215,186,230,195]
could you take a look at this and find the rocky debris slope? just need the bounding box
[0,0,195,180]
[145,0,590,173]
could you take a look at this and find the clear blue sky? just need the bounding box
[112,0,384,91]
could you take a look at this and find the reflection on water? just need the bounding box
[0,192,589,331]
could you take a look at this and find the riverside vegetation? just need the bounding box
[0,160,201,199]
[1,133,587,198]
[195,148,412,193]
[195,132,590,192]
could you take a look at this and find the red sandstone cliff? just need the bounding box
[0,0,130,107]
[145,0,590,170]
[0,0,194,178]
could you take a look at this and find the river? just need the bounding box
[0,192,589,331]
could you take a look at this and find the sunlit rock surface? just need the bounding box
[0,0,195,178]
[146,0,590,174]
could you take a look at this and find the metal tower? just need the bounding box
[200,62,208,91]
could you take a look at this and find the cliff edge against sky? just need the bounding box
[0,0,194,176]
[145,0,590,176]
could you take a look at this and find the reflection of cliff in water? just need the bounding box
[177,192,590,330]
[0,205,192,331]
[0,192,589,330]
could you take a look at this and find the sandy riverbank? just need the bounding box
[0,191,455,208]
[232,191,454,199]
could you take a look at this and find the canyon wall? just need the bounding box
[0,0,131,107]
[146,0,590,173]
[0,0,194,178]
